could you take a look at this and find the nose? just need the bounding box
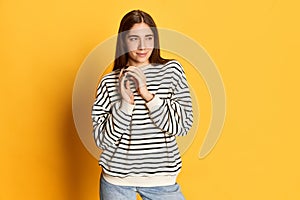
[138,38,145,50]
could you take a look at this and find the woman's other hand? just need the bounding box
[119,68,134,104]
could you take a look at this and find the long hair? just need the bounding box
[113,10,171,70]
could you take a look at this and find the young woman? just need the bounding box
[92,10,193,200]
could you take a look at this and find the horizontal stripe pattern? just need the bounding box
[92,60,193,177]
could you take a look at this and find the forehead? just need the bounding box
[127,23,153,36]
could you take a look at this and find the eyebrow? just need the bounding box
[127,34,154,38]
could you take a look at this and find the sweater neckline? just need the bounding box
[139,63,152,69]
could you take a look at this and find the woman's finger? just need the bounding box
[133,67,145,77]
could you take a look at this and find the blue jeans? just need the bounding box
[100,175,185,200]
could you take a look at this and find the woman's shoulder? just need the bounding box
[98,69,120,86]
[103,69,120,79]
[163,60,185,74]
[165,59,181,65]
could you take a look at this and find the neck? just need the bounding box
[127,60,150,67]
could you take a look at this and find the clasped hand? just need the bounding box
[119,66,153,104]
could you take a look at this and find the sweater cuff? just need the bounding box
[146,95,164,111]
[119,100,135,115]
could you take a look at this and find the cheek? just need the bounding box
[147,49,154,56]
[128,51,138,60]
[145,40,154,49]
[126,41,138,52]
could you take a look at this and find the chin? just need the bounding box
[133,57,150,65]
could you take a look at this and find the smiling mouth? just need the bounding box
[136,52,148,57]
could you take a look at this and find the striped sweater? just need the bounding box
[92,60,193,184]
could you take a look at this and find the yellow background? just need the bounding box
[1,0,299,199]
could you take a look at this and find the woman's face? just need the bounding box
[125,22,154,67]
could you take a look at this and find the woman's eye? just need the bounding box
[146,36,153,40]
[129,37,138,41]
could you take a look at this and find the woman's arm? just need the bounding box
[146,61,193,136]
[91,78,134,149]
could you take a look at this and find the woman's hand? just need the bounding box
[119,68,134,105]
[125,66,154,102]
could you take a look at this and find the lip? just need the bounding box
[136,52,148,57]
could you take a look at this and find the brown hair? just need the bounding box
[113,10,171,70]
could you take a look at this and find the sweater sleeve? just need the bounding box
[91,78,134,149]
[146,61,193,136]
